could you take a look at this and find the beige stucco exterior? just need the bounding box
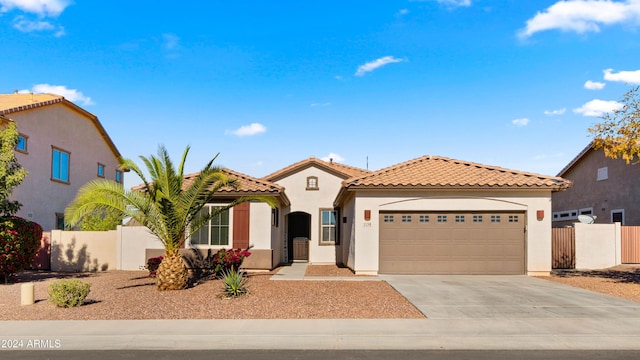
[338,190,553,275]
[272,165,345,264]
[50,230,117,272]
[553,147,640,226]
[6,102,121,231]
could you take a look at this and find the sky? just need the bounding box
[1,0,640,189]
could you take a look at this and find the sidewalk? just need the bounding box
[269,263,379,281]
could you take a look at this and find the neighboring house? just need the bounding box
[130,155,570,276]
[0,93,123,231]
[552,142,640,227]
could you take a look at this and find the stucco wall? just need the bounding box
[553,148,640,226]
[342,190,553,275]
[574,222,621,269]
[9,103,121,231]
[50,230,117,272]
[273,166,344,263]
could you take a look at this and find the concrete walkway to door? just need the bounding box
[270,262,380,281]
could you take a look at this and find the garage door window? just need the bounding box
[383,215,394,223]
[508,215,519,223]
[437,215,447,223]
[473,215,483,223]
[419,215,429,223]
[455,215,465,223]
[401,215,412,222]
[491,215,501,223]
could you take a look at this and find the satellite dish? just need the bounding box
[578,215,597,224]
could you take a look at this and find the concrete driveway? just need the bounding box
[381,275,640,320]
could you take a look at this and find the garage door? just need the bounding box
[379,212,525,275]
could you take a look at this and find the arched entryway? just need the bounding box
[287,212,311,262]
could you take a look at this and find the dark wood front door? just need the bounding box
[292,237,309,261]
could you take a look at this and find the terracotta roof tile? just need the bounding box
[263,157,370,181]
[343,155,572,190]
[0,93,64,114]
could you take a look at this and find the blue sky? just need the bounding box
[2,0,640,189]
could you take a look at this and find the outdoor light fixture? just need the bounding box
[537,210,544,221]
[364,210,371,221]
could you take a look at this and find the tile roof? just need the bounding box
[342,155,572,190]
[263,156,370,181]
[0,93,64,114]
[133,168,290,205]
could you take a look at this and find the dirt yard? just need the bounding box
[0,266,424,320]
[538,265,640,302]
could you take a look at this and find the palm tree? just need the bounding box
[65,145,273,290]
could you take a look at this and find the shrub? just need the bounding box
[221,268,248,297]
[0,216,42,284]
[213,248,251,277]
[145,256,163,277]
[48,279,91,307]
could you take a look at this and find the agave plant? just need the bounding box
[65,145,273,290]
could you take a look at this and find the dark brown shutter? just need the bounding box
[233,202,250,249]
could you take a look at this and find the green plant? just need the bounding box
[0,121,28,217]
[0,216,43,284]
[47,279,91,307]
[145,256,163,277]
[65,145,276,291]
[213,248,251,277]
[221,268,248,297]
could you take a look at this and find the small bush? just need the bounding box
[213,248,251,277]
[48,279,91,308]
[145,256,163,277]
[221,268,248,297]
[0,216,43,283]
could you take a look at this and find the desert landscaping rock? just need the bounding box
[0,270,424,320]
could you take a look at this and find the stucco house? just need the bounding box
[131,155,570,276]
[0,93,123,231]
[552,142,640,227]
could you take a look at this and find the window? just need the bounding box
[455,215,465,223]
[306,176,318,190]
[597,167,608,181]
[16,134,27,153]
[508,215,519,223]
[55,213,65,230]
[401,215,412,223]
[51,147,70,183]
[419,215,429,223]
[491,215,501,223]
[473,215,483,223]
[190,206,230,246]
[115,170,123,184]
[579,208,593,215]
[611,209,624,225]
[320,209,337,245]
[383,215,394,223]
[97,163,105,178]
[437,215,447,223]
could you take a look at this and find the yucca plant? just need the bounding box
[65,145,275,291]
[221,268,249,297]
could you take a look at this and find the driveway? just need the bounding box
[381,275,640,320]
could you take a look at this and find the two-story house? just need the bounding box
[552,142,640,227]
[0,93,123,231]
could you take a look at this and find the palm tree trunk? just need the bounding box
[156,250,189,290]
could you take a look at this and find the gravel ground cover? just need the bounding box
[0,268,424,320]
[304,264,360,277]
[538,265,640,302]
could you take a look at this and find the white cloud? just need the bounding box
[573,99,623,117]
[321,152,345,163]
[230,123,267,137]
[584,80,606,90]
[310,102,331,107]
[355,56,404,77]
[0,0,71,17]
[512,118,530,127]
[21,84,94,105]
[396,8,409,16]
[603,68,640,84]
[437,0,472,7]
[544,108,567,116]
[519,0,640,38]
[12,16,63,35]
[162,33,180,50]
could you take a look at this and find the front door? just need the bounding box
[287,212,311,262]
